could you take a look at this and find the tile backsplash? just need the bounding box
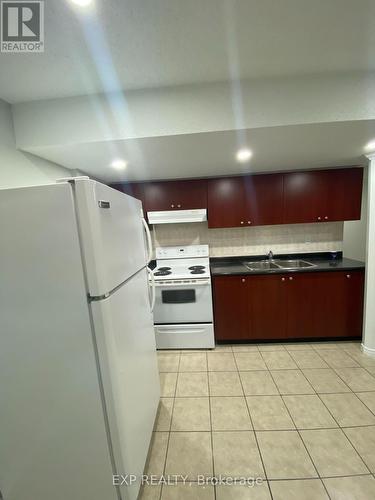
[152,221,343,257]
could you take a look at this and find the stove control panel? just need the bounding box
[156,244,209,260]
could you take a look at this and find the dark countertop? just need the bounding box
[210,252,365,276]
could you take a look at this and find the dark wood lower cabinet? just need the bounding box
[213,270,364,342]
[346,271,365,337]
[311,271,365,338]
[212,276,250,340]
[248,275,287,339]
[286,273,317,339]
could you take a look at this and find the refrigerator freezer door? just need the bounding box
[90,267,160,500]
[74,179,147,297]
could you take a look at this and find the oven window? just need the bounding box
[162,289,196,304]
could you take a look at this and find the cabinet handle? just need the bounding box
[289,276,294,281]
[281,277,286,281]
[171,204,175,208]
[324,216,329,220]
[317,216,322,221]
[240,221,244,225]
[241,278,246,283]
[247,221,252,225]
[177,204,181,208]
[346,274,351,279]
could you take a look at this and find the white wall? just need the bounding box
[12,72,375,150]
[363,158,375,351]
[343,166,368,261]
[0,99,70,189]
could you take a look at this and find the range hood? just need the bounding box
[147,208,207,224]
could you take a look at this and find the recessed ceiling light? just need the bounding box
[110,159,127,170]
[236,148,253,163]
[364,140,375,152]
[70,0,93,7]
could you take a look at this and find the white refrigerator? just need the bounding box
[0,178,160,500]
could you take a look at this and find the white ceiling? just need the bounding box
[1,0,375,103]
[27,121,373,182]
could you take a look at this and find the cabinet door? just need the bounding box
[213,276,250,341]
[283,168,363,224]
[345,271,365,337]
[306,271,364,338]
[311,272,350,338]
[326,168,363,222]
[286,273,317,338]
[208,178,246,228]
[244,174,284,226]
[248,275,287,339]
[143,180,207,212]
[283,171,328,224]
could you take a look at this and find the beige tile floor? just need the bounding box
[140,341,375,499]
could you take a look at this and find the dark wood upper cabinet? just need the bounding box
[283,171,326,224]
[284,167,363,224]
[208,173,284,228]
[109,179,207,216]
[110,166,363,227]
[326,168,363,222]
[245,174,284,226]
[208,177,246,228]
[143,179,207,212]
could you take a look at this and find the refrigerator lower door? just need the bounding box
[74,179,147,297]
[90,267,160,500]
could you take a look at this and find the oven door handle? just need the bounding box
[155,328,207,335]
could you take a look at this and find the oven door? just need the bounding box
[153,279,213,324]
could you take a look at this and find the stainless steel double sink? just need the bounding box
[244,259,316,271]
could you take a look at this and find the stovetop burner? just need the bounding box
[154,270,172,276]
[153,250,210,280]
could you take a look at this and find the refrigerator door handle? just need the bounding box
[142,217,153,264]
[147,267,156,312]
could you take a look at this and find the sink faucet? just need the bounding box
[268,250,274,261]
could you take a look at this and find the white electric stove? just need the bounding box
[152,245,215,349]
